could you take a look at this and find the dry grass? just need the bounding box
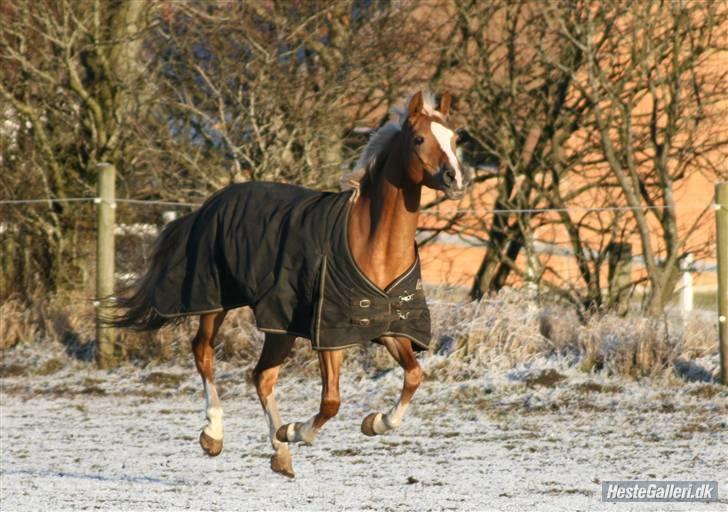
[0,288,720,383]
[0,296,39,351]
[428,288,719,382]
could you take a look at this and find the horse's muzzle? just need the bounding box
[439,166,469,200]
[444,187,465,200]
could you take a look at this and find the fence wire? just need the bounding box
[0,196,720,214]
[0,197,200,207]
[0,193,718,320]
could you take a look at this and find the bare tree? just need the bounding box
[0,0,155,296]
[0,0,427,298]
[567,0,728,314]
[424,0,727,315]
[134,0,424,199]
[425,0,606,308]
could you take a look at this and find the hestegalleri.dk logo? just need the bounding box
[602,481,718,502]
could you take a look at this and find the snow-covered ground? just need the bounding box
[1,345,726,511]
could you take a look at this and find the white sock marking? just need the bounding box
[372,412,387,435]
[289,416,318,444]
[431,122,463,189]
[386,399,410,428]
[263,393,287,451]
[373,400,410,434]
[203,380,224,440]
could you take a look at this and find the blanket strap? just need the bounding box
[348,290,426,326]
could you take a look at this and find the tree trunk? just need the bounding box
[607,242,632,314]
[644,264,681,316]
[471,248,500,300]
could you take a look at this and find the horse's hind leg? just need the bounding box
[253,333,296,478]
[361,336,422,436]
[192,311,227,456]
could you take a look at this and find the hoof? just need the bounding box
[270,452,295,478]
[199,431,223,457]
[361,412,380,437]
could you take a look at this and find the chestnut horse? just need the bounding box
[112,91,469,477]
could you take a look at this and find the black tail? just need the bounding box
[107,213,196,331]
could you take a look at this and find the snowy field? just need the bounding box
[1,344,726,511]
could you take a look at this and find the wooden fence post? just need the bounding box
[716,183,728,385]
[96,163,116,368]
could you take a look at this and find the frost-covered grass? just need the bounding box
[1,288,721,383]
[1,288,724,510]
[1,339,727,511]
[424,288,720,383]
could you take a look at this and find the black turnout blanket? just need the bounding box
[152,182,431,350]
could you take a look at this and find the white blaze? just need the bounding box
[431,122,463,189]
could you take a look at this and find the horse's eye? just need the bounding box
[413,135,424,145]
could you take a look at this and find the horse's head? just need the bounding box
[403,91,471,200]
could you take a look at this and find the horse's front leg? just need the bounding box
[276,349,343,444]
[361,336,422,436]
[191,311,227,456]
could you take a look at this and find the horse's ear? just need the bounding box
[439,92,452,116]
[408,91,424,116]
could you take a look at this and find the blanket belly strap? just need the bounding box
[347,290,421,308]
[314,247,431,351]
[348,289,427,325]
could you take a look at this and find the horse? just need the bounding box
[112,91,471,478]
